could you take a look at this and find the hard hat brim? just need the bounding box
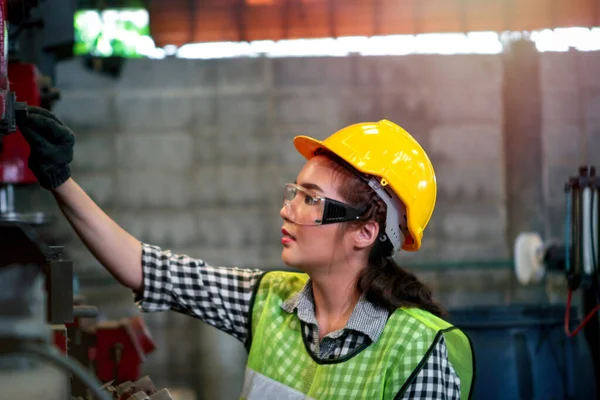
[293,135,325,162]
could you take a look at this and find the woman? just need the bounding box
[18,107,474,399]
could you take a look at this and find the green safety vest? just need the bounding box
[242,271,475,400]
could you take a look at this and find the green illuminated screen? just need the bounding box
[74,9,153,58]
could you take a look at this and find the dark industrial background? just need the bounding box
[2,0,600,399]
[15,50,595,398]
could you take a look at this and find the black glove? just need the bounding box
[16,106,75,189]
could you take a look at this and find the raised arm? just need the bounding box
[52,178,144,290]
[17,106,265,343]
[18,106,143,290]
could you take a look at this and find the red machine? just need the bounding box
[95,316,157,383]
[0,0,52,224]
[53,308,157,387]
[0,1,158,398]
[0,62,39,184]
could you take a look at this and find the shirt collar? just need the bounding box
[281,279,389,343]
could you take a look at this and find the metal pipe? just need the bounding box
[0,184,15,214]
[0,185,7,214]
[565,165,600,387]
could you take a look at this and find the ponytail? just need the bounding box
[358,241,447,318]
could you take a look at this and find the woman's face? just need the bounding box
[279,155,355,271]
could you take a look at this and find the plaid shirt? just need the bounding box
[136,244,461,399]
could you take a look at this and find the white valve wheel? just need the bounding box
[514,232,546,285]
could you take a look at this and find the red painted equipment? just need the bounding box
[0,2,158,397]
[54,309,157,389]
[95,316,157,384]
[0,0,51,223]
[0,62,39,184]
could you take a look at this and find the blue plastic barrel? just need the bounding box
[449,305,597,400]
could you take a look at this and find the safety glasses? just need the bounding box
[282,183,367,225]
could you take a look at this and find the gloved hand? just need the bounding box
[16,106,75,189]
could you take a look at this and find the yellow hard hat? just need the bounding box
[293,119,436,252]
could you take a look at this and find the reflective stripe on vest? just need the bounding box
[241,368,316,400]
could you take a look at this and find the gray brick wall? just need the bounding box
[31,52,598,400]
[540,51,600,244]
[36,52,599,293]
[44,53,600,281]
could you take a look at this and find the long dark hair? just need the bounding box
[325,154,447,318]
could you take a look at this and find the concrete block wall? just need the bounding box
[540,51,600,242]
[24,52,596,303]
[28,52,597,307]
[48,55,510,275]
[21,52,595,400]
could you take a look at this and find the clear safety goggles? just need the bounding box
[282,183,367,225]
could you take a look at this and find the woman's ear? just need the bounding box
[354,220,380,250]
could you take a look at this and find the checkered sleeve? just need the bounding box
[134,243,265,343]
[399,336,461,399]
